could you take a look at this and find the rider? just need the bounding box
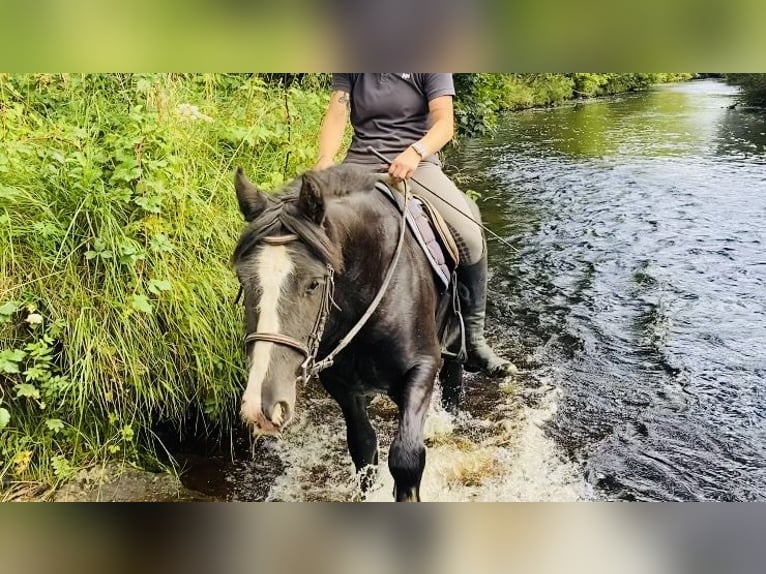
[314,73,514,378]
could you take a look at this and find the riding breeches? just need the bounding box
[345,161,485,265]
[407,163,484,265]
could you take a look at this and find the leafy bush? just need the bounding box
[726,74,766,107]
[0,74,328,484]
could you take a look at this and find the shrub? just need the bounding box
[0,74,328,483]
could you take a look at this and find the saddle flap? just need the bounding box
[375,181,459,291]
[414,196,460,268]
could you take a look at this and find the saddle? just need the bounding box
[375,181,459,291]
[376,180,466,363]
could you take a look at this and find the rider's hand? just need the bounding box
[314,156,335,171]
[388,147,421,181]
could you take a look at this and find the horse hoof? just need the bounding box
[488,360,518,378]
[394,486,421,502]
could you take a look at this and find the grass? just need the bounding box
[0,73,330,486]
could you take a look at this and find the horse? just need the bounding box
[231,164,464,501]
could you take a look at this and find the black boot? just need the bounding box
[457,253,516,378]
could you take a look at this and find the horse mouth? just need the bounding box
[241,401,293,437]
[270,402,286,427]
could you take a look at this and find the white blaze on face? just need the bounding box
[240,245,294,425]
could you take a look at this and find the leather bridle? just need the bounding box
[237,179,411,385]
[243,258,336,384]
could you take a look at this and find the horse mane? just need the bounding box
[301,163,383,199]
[232,164,382,271]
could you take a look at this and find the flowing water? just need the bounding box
[178,79,766,501]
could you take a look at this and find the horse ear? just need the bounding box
[234,167,269,221]
[299,171,325,224]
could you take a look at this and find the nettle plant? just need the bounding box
[0,301,83,479]
[0,302,148,481]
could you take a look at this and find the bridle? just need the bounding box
[242,251,336,385]
[238,179,410,385]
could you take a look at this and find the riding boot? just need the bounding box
[457,252,516,378]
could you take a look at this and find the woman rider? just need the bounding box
[314,73,514,378]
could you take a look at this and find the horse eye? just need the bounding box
[306,279,322,294]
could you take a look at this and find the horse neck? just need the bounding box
[330,191,397,275]
[322,192,398,335]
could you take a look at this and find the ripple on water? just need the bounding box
[455,79,766,501]
[178,80,764,501]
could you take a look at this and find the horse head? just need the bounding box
[232,167,342,435]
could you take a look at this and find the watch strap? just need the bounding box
[410,142,427,159]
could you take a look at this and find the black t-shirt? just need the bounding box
[332,73,455,166]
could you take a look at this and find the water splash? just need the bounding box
[197,374,587,502]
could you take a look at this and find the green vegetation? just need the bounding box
[726,74,766,107]
[0,73,693,489]
[453,73,694,137]
[0,74,328,486]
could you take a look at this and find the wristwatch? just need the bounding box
[410,142,427,159]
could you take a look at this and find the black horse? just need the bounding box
[232,164,463,501]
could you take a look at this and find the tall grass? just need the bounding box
[0,74,329,483]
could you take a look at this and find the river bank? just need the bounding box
[452,73,695,137]
[3,463,210,502]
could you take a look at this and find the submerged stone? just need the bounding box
[54,464,211,502]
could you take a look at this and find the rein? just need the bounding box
[240,180,411,384]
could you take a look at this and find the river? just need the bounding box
[179,79,766,501]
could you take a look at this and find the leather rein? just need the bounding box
[238,181,411,384]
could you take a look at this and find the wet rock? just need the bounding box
[54,464,211,502]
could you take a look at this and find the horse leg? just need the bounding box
[439,357,464,414]
[334,393,379,492]
[389,356,438,502]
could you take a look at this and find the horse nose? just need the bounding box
[240,396,264,427]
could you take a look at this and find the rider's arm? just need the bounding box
[315,90,350,170]
[417,95,455,157]
[388,95,455,181]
